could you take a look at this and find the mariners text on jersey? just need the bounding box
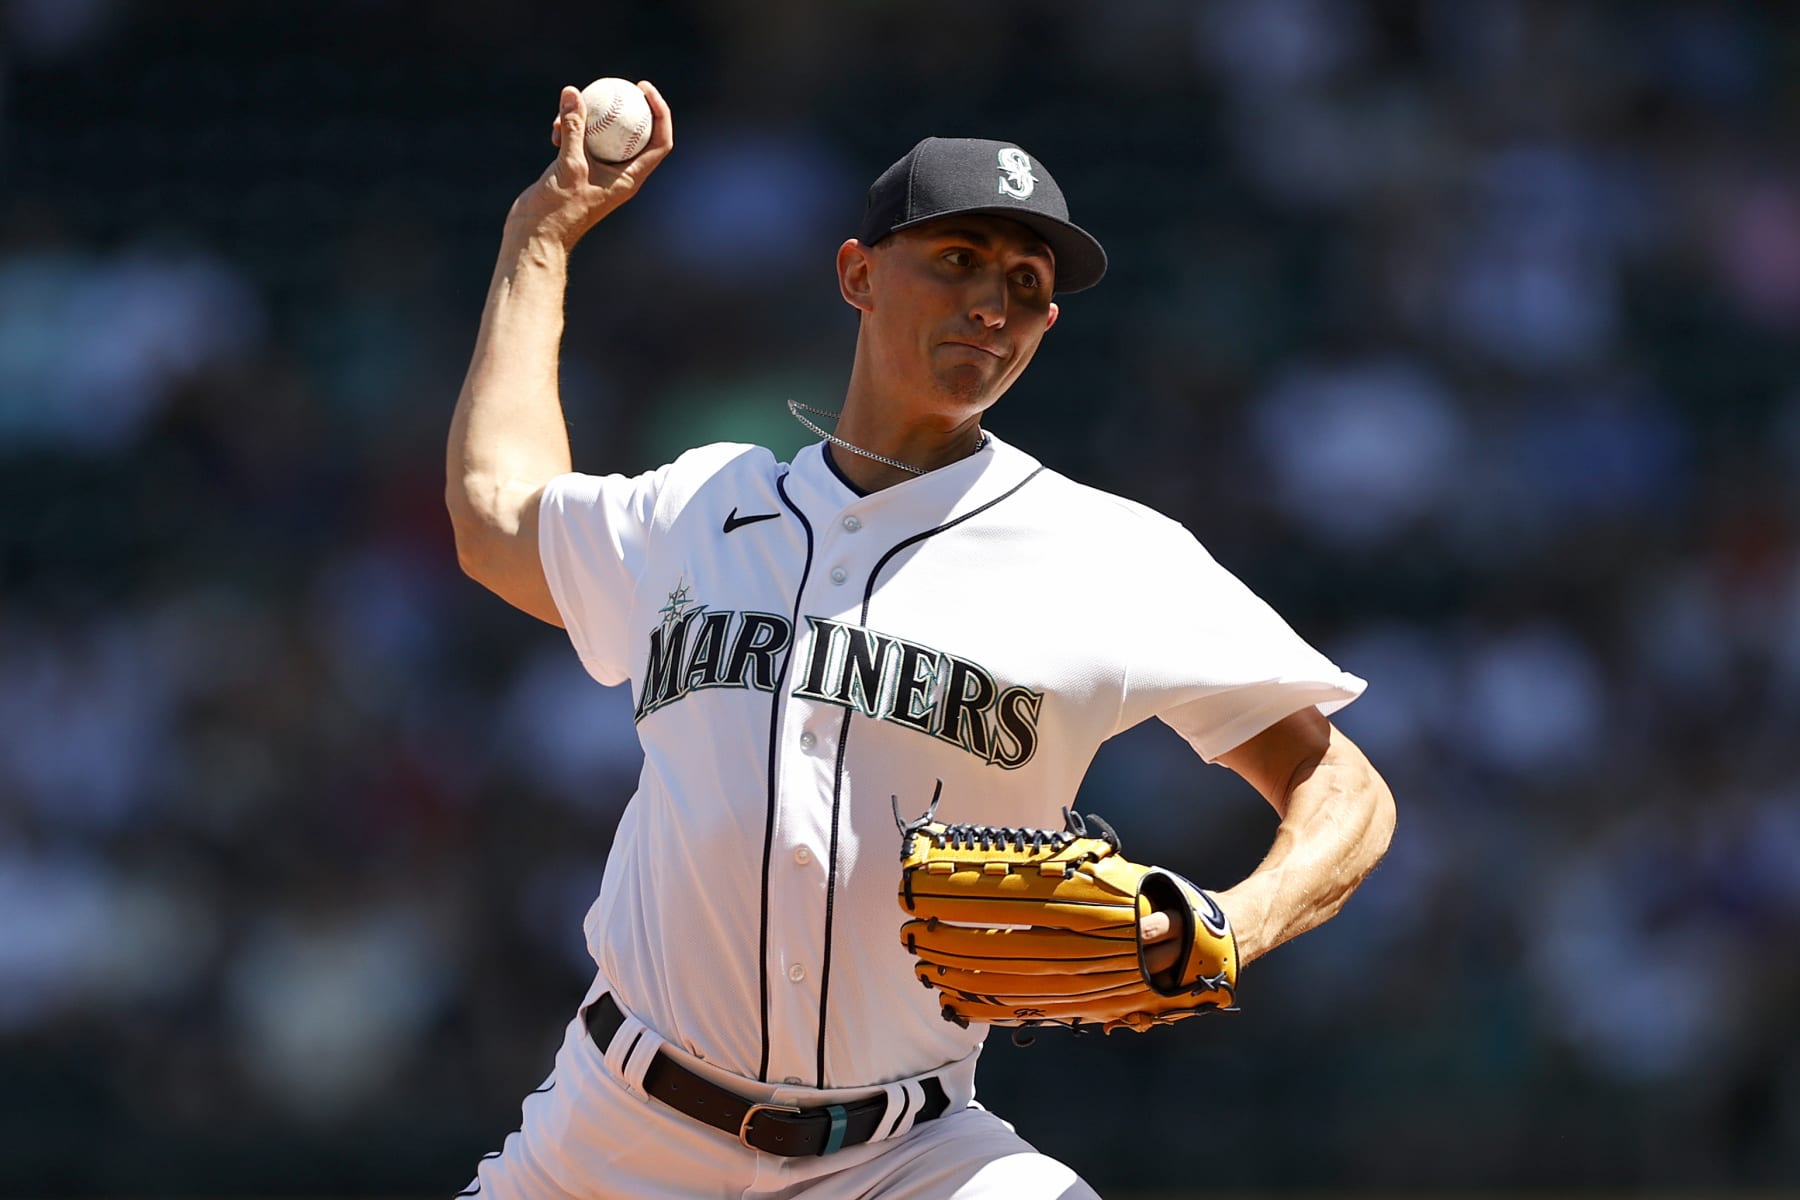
[635,582,1044,769]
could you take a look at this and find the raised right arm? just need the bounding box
[446,81,674,625]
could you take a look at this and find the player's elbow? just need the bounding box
[445,475,516,586]
[1311,749,1397,926]
[1325,726,1396,871]
[1366,778,1396,875]
[1346,766,1397,900]
[445,479,492,580]
[450,522,489,585]
[443,476,564,626]
[1305,782,1395,938]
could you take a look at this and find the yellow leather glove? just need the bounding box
[897,795,1238,1038]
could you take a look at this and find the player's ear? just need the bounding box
[1045,301,1059,331]
[837,239,875,314]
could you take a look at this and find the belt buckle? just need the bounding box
[739,1101,804,1151]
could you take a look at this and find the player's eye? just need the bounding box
[943,249,972,268]
[1011,269,1040,290]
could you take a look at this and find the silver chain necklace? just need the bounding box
[786,400,986,477]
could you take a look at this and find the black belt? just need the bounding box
[585,993,949,1157]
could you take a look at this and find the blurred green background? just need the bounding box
[2,0,1797,1194]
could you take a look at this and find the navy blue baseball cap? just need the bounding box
[855,137,1108,293]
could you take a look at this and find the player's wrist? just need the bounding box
[503,186,610,250]
[497,217,580,269]
[1210,885,1269,965]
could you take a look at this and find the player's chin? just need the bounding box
[932,361,1017,409]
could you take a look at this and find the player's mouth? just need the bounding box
[942,339,1007,359]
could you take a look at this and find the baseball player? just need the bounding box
[445,81,1396,1198]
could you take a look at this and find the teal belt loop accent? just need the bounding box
[822,1104,849,1155]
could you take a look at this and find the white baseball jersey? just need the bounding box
[537,430,1365,1092]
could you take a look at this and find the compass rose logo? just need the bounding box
[658,577,703,631]
[996,147,1037,200]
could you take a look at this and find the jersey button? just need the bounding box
[830,567,848,584]
[799,731,817,750]
[783,1076,802,1085]
[794,846,812,865]
[788,963,806,982]
[843,516,861,532]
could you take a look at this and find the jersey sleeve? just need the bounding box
[538,442,773,687]
[537,465,671,686]
[1120,521,1366,762]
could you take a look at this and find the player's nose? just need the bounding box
[965,270,1009,328]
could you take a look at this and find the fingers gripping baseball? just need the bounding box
[553,88,589,178]
[513,80,673,248]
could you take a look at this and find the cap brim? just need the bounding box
[886,206,1108,293]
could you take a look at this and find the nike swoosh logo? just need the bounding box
[723,507,781,533]
[1196,889,1229,936]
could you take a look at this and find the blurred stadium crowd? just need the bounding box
[2,0,1797,1193]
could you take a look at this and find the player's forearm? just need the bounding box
[446,225,577,544]
[1216,729,1395,965]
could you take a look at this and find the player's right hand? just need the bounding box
[507,80,673,249]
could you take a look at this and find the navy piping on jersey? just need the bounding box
[821,444,869,497]
[761,471,815,1083]
[812,465,1046,1087]
[460,1107,527,1191]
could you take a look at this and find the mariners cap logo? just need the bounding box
[996,147,1037,200]
[856,137,1108,291]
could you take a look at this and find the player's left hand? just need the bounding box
[1139,910,1179,976]
[898,805,1240,1035]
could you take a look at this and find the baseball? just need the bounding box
[579,77,653,163]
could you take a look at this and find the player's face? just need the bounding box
[856,216,1061,415]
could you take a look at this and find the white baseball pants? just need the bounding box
[458,996,1100,1199]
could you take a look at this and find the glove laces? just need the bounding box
[892,785,1123,859]
[938,822,1072,853]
